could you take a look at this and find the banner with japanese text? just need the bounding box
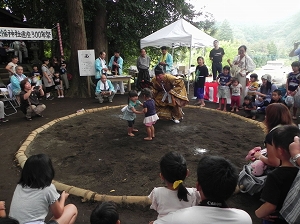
[78,49,96,76]
[0,27,52,40]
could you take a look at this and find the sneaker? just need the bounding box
[61,95,64,98]
[173,119,180,124]
[191,96,197,100]
[0,118,8,122]
[109,99,113,103]
[46,96,54,100]
[99,100,103,104]
[26,117,32,121]
[58,96,61,98]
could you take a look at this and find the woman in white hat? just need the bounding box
[255,74,277,113]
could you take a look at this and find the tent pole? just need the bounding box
[187,39,192,94]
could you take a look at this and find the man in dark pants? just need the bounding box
[209,40,225,82]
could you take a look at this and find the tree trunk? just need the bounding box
[65,0,89,97]
[92,0,108,58]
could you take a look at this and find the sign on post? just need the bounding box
[78,49,96,77]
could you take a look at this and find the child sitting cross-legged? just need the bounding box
[255,125,299,224]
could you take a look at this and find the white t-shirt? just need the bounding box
[149,187,201,219]
[231,83,242,96]
[153,206,252,224]
[7,62,18,75]
[9,184,60,224]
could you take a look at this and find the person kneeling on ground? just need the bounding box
[95,75,116,103]
[90,201,120,224]
[20,79,46,121]
[153,156,252,224]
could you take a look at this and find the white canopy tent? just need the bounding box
[140,18,215,93]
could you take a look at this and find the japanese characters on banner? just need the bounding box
[0,27,52,40]
[78,50,96,76]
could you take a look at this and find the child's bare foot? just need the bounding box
[216,107,221,110]
[223,109,227,112]
[231,109,234,112]
[144,137,152,141]
[200,104,205,107]
[128,133,135,137]
[132,129,139,132]
[252,116,256,120]
[236,109,239,112]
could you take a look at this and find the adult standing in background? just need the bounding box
[41,58,55,100]
[108,50,124,94]
[209,40,225,82]
[289,41,300,61]
[95,51,108,84]
[136,49,150,91]
[227,45,256,105]
[157,46,173,73]
[5,55,18,78]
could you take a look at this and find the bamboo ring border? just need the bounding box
[14,104,266,205]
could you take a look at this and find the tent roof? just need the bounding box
[140,19,215,49]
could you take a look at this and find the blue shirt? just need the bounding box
[217,73,231,86]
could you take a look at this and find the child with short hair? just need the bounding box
[141,88,159,141]
[28,65,42,87]
[242,95,257,119]
[230,77,242,112]
[255,125,299,224]
[121,90,143,137]
[270,89,285,104]
[194,56,208,107]
[247,73,259,102]
[149,151,201,222]
[53,72,64,98]
[90,201,120,224]
[286,61,300,119]
[60,62,69,90]
[216,65,231,111]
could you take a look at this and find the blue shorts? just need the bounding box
[195,87,204,99]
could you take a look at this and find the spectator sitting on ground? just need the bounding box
[95,74,115,103]
[255,125,299,223]
[153,156,252,224]
[90,201,120,224]
[10,65,27,103]
[5,55,18,78]
[19,79,46,121]
[255,74,277,113]
[270,89,285,105]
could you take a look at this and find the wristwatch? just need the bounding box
[291,154,300,165]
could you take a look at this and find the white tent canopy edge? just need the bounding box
[140,18,215,93]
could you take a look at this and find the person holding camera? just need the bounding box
[95,75,116,103]
[289,41,300,61]
[19,79,46,121]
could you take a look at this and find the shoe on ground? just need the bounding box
[173,119,180,124]
[191,96,197,100]
[46,96,54,100]
[61,95,64,98]
[109,100,112,103]
[0,118,8,122]
[58,96,61,98]
[99,101,103,104]
[26,117,32,121]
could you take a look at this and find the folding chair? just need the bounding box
[0,86,18,116]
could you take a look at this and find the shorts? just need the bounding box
[143,114,159,127]
[127,119,135,127]
[218,86,230,99]
[55,85,64,90]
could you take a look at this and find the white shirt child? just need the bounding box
[148,187,201,219]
